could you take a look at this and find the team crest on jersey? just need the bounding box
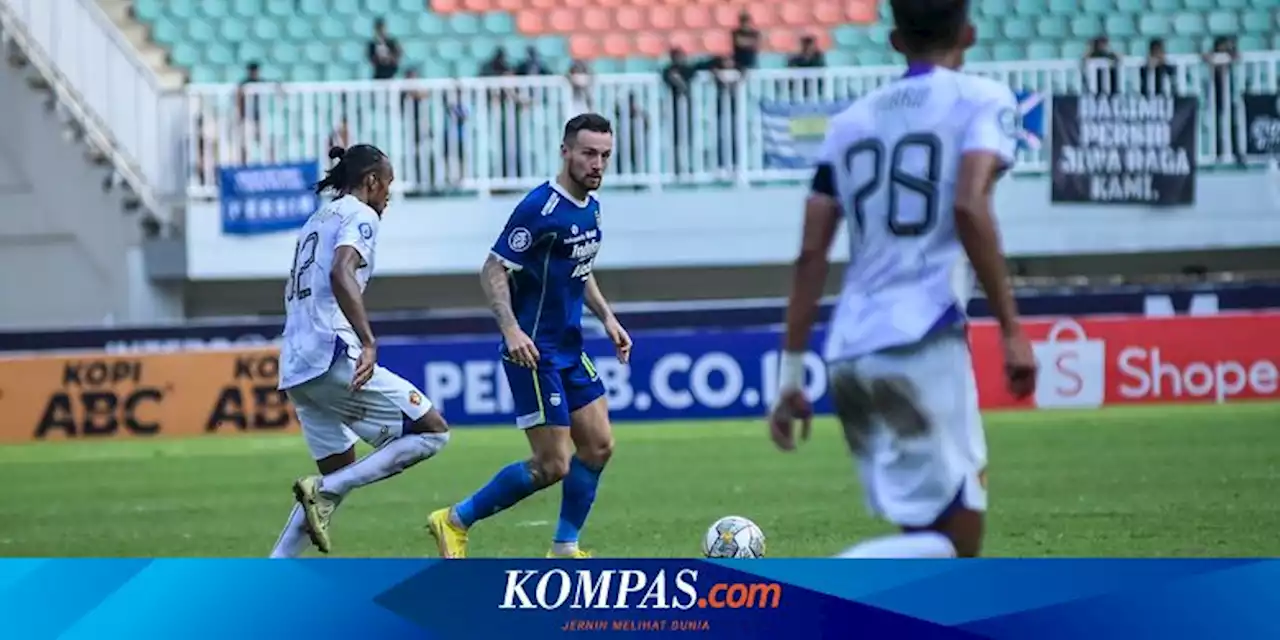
[409,391,423,406]
[997,107,1019,139]
[508,227,533,252]
[359,222,373,240]
[571,224,579,235]
[549,393,562,407]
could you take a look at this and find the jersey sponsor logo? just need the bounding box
[570,239,601,260]
[508,227,534,252]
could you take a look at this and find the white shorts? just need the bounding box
[286,355,434,460]
[827,330,987,528]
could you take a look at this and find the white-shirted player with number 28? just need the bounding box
[769,0,1038,558]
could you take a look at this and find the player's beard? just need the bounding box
[573,166,601,192]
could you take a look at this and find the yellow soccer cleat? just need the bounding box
[546,547,593,559]
[293,475,339,554]
[427,508,469,559]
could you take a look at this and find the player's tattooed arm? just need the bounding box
[331,246,376,348]
[481,253,521,332]
[584,274,614,324]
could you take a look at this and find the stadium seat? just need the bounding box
[130,0,1278,80]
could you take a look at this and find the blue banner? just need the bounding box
[7,559,1280,639]
[381,329,833,426]
[218,162,320,236]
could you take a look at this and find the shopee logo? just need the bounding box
[1116,347,1280,402]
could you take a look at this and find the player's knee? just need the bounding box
[577,436,614,468]
[530,452,572,486]
[408,408,449,435]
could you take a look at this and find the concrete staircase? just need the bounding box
[96,0,185,91]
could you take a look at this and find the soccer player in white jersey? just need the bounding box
[768,0,1037,558]
[269,144,450,558]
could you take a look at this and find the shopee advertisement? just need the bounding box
[971,313,1280,409]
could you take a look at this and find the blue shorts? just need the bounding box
[504,353,606,429]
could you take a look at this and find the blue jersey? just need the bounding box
[490,181,602,368]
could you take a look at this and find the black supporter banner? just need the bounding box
[1243,93,1280,156]
[1051,94,1197,206]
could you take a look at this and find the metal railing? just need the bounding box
[184,52,1280,199]
[0,0,186,215]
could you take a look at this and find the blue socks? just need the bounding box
[454,461,538,527]
[555,457,603,544]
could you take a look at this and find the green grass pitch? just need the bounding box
[1,403,1277,558]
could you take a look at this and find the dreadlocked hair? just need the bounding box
[314,144,387,194]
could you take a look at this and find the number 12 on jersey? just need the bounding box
[844,132,942,238]
[286,231,319,302]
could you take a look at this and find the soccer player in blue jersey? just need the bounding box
[427,113,631,559]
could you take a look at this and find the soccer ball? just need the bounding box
[702,516,766,558]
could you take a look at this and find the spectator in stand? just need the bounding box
[480,47,510,76]
[731,11,760,70]
[787,36,825,69]
[367,18,401,80]
[711,56,743,175]
[662,47,698,177]
[1082,36,1119,94]
[1203,36,1243,164]
[1140,38,1174,96]
[517,46,550,76]
[235,62,266,164]
[568,59,593,115]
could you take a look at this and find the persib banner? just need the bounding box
[218,162,320,235]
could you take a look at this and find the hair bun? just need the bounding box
[328,146,346,161]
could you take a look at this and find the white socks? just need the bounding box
[835,532,957,558]
[269,504,311,558]
[267,432,450,558]
[322,432,450,496]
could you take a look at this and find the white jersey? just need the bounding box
[279,195,380,390]
[819,67,1018,362]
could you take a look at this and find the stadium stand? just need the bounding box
[127,0,1280,82]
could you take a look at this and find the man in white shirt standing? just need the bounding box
[269,144,450,558]
[769,0,1037,559]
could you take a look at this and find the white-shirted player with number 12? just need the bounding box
[269,144,450,559]
[769,0,1038,558]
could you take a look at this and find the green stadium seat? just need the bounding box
[383,16,414,38]
[1104,15,1136,37]
[1061,41,1088,58]
[1183,0,1215,9]
[199,0,228,18]
[291,64,322,82]
[332,0,361,15]
[286,19,316,41]
[324,64,354,82]
[534,37,568,58]
[1003,18,1034,40]
[1166,37,1197,54]
[403,41,431,63]
[304,42,330,64]
[1238,34,1267,50]
[592,59,622,74]
[170,43,200,68]
[270,42,300,65]
[318,16,346,40]
[1207,11,1240,32]
[218,18,249,43]
[466,35,499,61]
[189,66,219,83]
[337,41,367,64]
[623,57,659,73]
[187,18,217,43]
[832,26,863,49]
[265,0,295,18]
[1139,15,1172,37]
[420,58,451,77]
[1081,0,1112,13]
[825,50,855,67]
[298,0,327,16]
[1216,0,1249,6]
[417,13,446,37]
[865,24,889,46]
[365,0,394,14]
[237,42,267,64]
[205,42,234,65]
[397,0,423,11]
[1037,17,1067,39]
[966,45,991,62]
[979,0,1012,17]
[482,12,515,35]
[1071,16,1103,39]
[855,50,890,65]
[1242,10,1272,32]
[231,0,264,18]
[151,18,181,46]
[351,15,378,38]
[133,0,163,22]
[1251,0,1280,7]
[1013,0,1046,15]
[1027,42,1058,60]
[1047,0,1076,14]
[1173,12,1206,36]
[167,0,197,19]
[436,38,465,61]
[992,43,1024,61]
